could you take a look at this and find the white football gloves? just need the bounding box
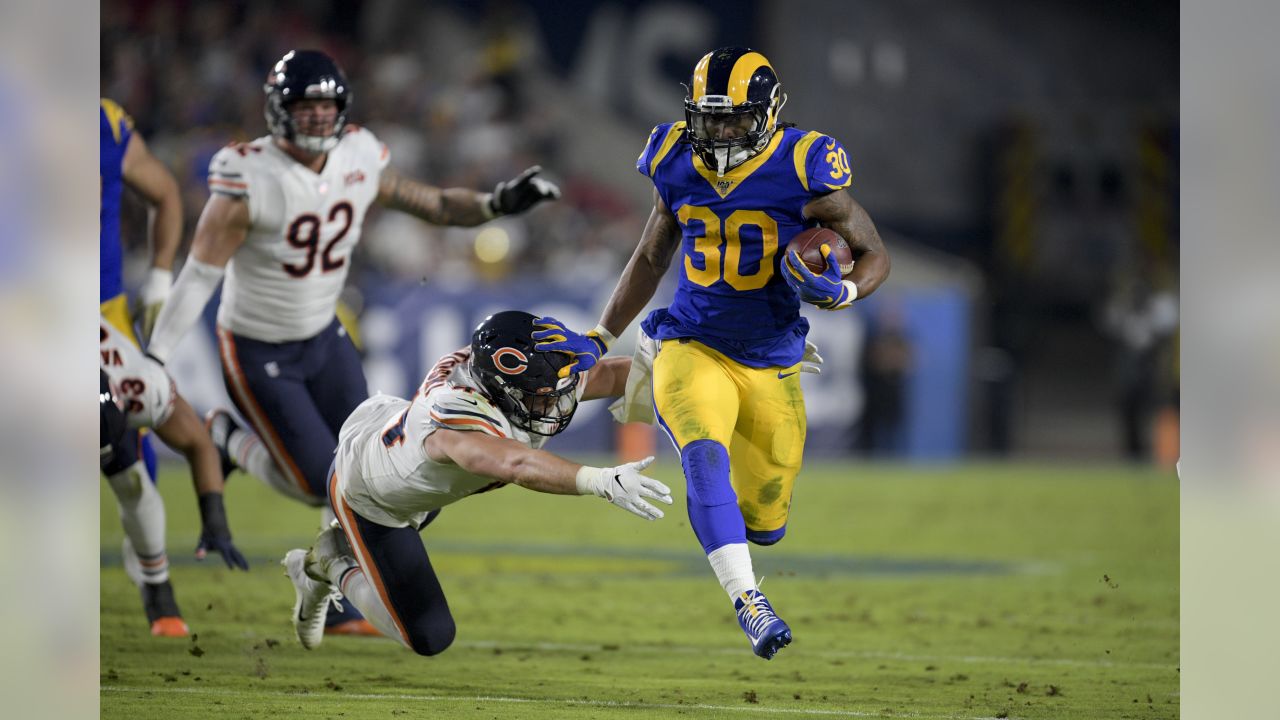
[801,339,824,375]
[139,268,172,342]
[576,456,673,520]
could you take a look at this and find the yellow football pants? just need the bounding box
[100,294,140,344]
[652,338,807,535]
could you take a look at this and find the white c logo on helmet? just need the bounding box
[493,347,528,375]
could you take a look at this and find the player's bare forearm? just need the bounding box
[149,191,183,270]
[190,193,250,266]
[424,429,581,495]
[152,395,226,496]
[122,133,184,270]
[803,190,891,299]
[599,194,682,336]
[580,357,632,401]
[377,170,491,227]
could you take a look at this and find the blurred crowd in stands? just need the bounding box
[102,0,645,290]
[102,0,1179,461]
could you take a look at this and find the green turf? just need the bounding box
[100,460,1178,719]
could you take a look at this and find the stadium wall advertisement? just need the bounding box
[165,278,968,460]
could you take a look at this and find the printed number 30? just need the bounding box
[677,205,778,291]
[826,146,850,180]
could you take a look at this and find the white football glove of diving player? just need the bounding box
[576,456,673,520]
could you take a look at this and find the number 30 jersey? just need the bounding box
[635,121,853,368]
[208,126,390,342]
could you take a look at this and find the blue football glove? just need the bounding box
[532,315,610,378]
[195,532,249,571]
[782,243,858,310]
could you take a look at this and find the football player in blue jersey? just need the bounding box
[535,47,890,659]
[100,99,184,493]
[100,98,183,345]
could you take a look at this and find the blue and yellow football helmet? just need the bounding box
[684,47,788,175]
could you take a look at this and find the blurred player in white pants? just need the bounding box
[283,311,672,654]
[146,49,561,635]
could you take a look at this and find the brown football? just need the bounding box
[788,227,854,277]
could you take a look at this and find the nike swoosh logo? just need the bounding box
[613,473,625,491]
[777,371,798,379]
[457,397,478,406]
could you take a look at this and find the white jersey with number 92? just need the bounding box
[207,126,390,342]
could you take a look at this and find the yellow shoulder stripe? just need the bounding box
[100,98,133,146]
[649,121,687,177]
[792,131,824,193]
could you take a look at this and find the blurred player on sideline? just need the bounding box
[146,50,561,636]
[101,318,248,637]
[100,98,182,341]
[534,47,890,659]
[100,98,184,494]
[283,311,671,654]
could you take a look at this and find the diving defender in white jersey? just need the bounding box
[281,311,672,654]
[145,50,560,634]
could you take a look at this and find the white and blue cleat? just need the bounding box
[734,589,792,660]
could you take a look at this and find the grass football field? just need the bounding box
[100,460,1178,719]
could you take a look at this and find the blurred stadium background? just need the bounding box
[101,0,1179,466]
[93,3,1188,718]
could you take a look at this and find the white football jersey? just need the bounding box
[100,317,176,430]
[333,349,587,528]
[208,126,390,342]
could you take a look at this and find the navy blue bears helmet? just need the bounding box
[263,49,350,153]
[471,311,580,437]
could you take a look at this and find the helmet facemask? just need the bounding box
[468,310,582,438]
[266,94,348,154]
[483,366,580,437]
[685,83,786,176]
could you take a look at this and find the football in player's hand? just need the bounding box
[789,227,854,277]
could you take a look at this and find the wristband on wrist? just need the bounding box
[142,268,173,304]
[575,465,603,496]
[588,324,616,349]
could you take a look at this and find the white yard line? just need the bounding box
[453,639,1177,670]
[100,685,1008,719]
